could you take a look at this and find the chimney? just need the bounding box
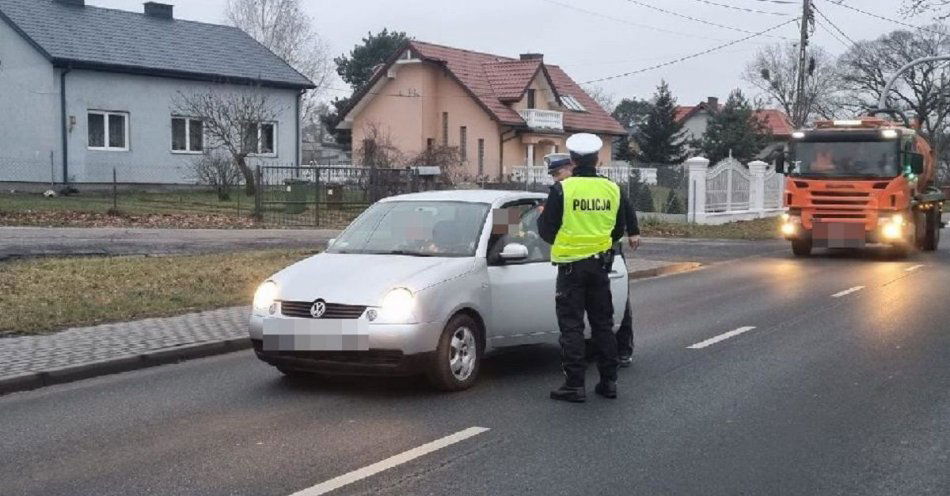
[706,96,719,109]
[520,53,544,61]
[144,2,174,19]
[53,0,85,6]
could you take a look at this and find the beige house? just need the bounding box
[338,41,626,181]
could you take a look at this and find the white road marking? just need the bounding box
[905,264,925,272]
[832,286,865,298]
[687,326,757,349]
[289,426,490,496]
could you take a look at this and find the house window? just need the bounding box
[527,89,536,109]
[442,112,448,146]
[561,95,586,112]
[88,111,128,151]
[460,126,467,162]
[244,122,277,155]
[478,139,485,176]
[171,117,204,153]
[427,138,434,150]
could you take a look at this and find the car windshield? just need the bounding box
[791,141,900,178]
[326,201,490,257]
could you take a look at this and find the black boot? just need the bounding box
[594,380,617,399]
[550,384,586,403]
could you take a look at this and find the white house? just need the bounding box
[0,0,315,186]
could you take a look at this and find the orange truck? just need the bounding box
[777,116,945,257]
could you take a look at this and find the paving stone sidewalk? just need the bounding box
[0,258,698,395]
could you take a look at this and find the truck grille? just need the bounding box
[279,301,367,319]
[808,190,872,221]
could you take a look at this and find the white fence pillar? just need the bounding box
[748,160,768,215]
[686,156,710,223]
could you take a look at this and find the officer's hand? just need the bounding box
[627,235,641,251]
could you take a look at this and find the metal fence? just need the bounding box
[254,165,419,227]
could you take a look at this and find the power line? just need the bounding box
[812,4,859,47]
[684,0,791,16]
[620,0,792,40]
[814,16,852,49]
[582,16,801,84]
[824,0,947,37]
[540,0,734,42]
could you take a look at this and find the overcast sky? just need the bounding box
[89,0,939,107]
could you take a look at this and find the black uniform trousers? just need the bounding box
[556,256,619,387]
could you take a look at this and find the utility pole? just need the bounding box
[794,0,813,127]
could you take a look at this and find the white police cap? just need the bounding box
[566,133,602,156]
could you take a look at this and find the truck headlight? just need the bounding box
[253,281,278,314]
[377,288,416,323]
[781,213,801,236]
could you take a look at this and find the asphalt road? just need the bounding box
[2,234,948,496]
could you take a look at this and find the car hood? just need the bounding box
[271,253,475,306]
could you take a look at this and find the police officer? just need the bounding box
[545,152,641,368]
[538,134,626,402]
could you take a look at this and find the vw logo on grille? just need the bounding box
[310,300,327,318]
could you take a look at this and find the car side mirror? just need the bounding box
[499,243,529,262]
[908,153,925,175]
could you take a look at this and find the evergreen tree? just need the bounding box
[320,29,410,146]
[633,81,689,165]
[700,89,772,164]
[664,189,684,214]
[612,98,652,161]
[627,171,655,212]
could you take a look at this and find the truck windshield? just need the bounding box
[791,141,899,178]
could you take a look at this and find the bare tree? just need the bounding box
[226,0,333,124]
[743,43,844,127]
[902,0,950,20]
[190,150,242,201]
[354,122,404,168]
[174,87,280,196]
[838,25,950,165]
[582,84,617,114]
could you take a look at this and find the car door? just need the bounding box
[485,200,559,347]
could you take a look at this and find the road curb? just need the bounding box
[628,262,703,280]
[0,263,697,396]
[0,337,251,396]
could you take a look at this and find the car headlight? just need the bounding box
[377,288,416,323]
[253,281,278,314]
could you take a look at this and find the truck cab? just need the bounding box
[779,118,944,257]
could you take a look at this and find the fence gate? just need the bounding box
[705,157,750,212]
[763,167,785,210]
[255,165,417,227]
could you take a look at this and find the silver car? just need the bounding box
[249,190,629,391]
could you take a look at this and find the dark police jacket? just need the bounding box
[537,167,638,246]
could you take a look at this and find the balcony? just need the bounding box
[517,109,563,131]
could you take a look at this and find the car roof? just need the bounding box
[380,189,547,205]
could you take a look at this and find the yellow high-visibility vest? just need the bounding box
[551,176,620,263]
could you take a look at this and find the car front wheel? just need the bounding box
[427,314,481,391]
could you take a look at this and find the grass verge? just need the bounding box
[0,249,315,336]
[639,216,782,240]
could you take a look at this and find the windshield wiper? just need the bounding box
[367,250,438,257]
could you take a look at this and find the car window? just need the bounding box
[327,201,489,257]
[487,202,550,264]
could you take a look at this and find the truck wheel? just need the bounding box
[791,238,812,257]
[921,209,940,252]
[427,314,482,392]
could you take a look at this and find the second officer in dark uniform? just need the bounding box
[538,133,625,402]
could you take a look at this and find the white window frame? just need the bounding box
[87,110,130,152]
[171,116,205,154]
[561,95,586,112]
[247,121,278,157]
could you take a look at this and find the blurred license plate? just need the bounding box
[262,318,369,351]
[814,222,865,248]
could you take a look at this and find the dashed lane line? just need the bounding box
[905,264,925,272]
[687,326,757,349]
[288,426,490,496]
[832,286,865,298]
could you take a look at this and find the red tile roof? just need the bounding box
[674,103,794,138]
[350,40,626,135]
